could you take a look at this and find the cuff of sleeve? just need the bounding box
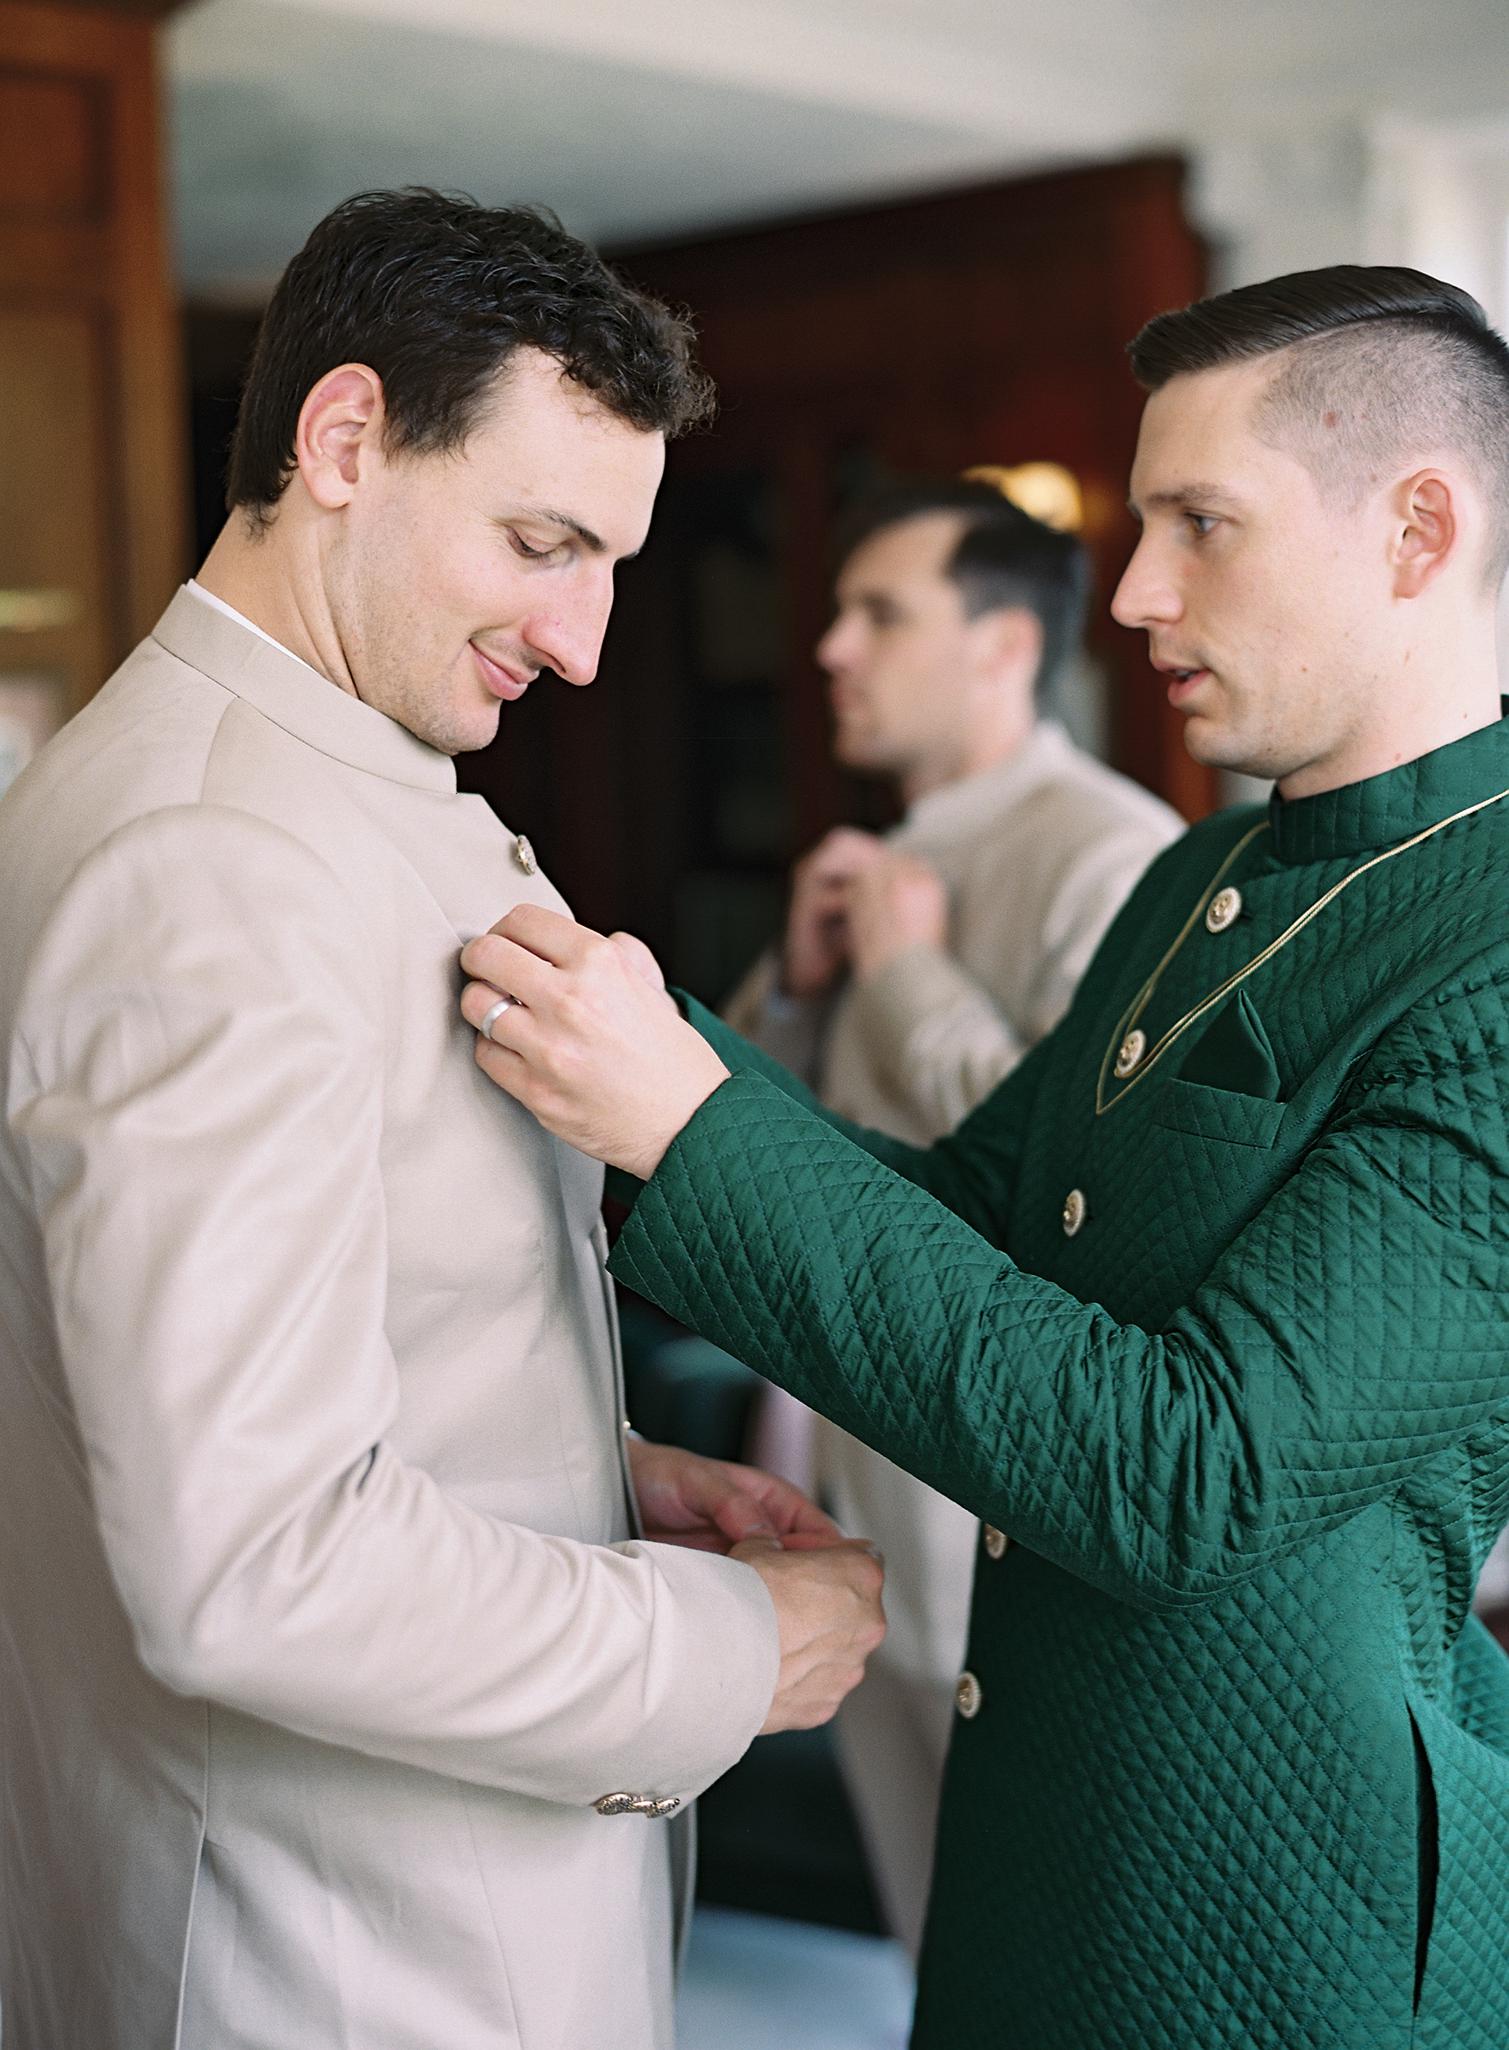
[608,1071,790,1331]
[612,1539,780,1799]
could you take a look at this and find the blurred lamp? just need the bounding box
[963,462,1084,533]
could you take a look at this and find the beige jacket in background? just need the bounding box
[0,589,778,2050]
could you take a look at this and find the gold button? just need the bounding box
[1114,1028,1147,1079]
[1205,885,1242,933]
[983,1524,1009,1560]
[515,834,538,876]
[1062,1187,1087,1237]
[955,1670,983,1719]
[596,1790,681,1818]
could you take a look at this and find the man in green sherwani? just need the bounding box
[459,267,1509,2049]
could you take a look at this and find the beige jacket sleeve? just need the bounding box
[720,949,833,1083]
[846,823,1171,1139]
[10,804,777,1806]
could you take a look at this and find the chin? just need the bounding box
[1180,714,1242,770]
[835,734,902,778]
[408,703,501,757]
[449,716,503,756]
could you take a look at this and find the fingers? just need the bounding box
[708,1488,781,1544]
[462,918,661,1025]
[472,1027,529,1098]
[723,1462,842,1541]
[608,931,666,991]
[459,931,559,1011]
[742,1537,888,1733]
[800,827,884,881]
[471,903,600,972]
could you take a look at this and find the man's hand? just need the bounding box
[460,907,729,1179]
[781,828,887,997]
[627,1435,840,1554]
[731,1538,887,1733]
[845,851,949,983]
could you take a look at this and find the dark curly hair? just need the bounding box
[227,188,716,526]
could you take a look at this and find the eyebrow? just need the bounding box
[499,504,640,559]
[1127,483,1242,520]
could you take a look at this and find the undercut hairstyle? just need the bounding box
[227,187,716,527]
[1129,265,1509,586]
[841,478,1091,698]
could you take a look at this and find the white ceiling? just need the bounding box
[166,0,1509,302]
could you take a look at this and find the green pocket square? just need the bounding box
[1176,988,1283,1101]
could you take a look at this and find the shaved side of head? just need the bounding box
[1254,320,1509,586]
[1130,266,1509,589]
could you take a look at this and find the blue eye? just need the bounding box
[1186,512,1219,539]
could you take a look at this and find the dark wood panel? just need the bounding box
[0,0,188,701]
[0,1,147,63]
[105,2,187,642]
[0,218,112,291]
[2,0,185,22]
[0,69,105,222]
[0,305,114,711]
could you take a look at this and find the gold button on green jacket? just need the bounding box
[612,713,1509,2049]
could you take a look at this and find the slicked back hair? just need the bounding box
[227,188,715,528]
[1128,266,1509,588]
[841,478,1091,698]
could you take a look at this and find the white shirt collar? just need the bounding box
[185,579,326,680]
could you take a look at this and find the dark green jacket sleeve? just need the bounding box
[610,959,1509,1613]
[608,991,1052,1247]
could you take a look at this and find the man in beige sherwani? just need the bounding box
[0,190,883,2050]
[725,477,1180,1953]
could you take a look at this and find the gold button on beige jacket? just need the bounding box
[0,590,778,2050]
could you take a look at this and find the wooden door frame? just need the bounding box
[1,0,187,656]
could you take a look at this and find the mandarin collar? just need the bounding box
[1266,706,1509,864]
[898,722,1072,848]
[153,586,458,794]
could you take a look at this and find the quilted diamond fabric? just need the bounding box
[612,715,1509,2049]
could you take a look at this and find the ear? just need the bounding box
[972,605,1043,690]
[1390,470,1459,599]
[294,364,386,513]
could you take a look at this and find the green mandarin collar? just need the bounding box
[1266,706,1509,864]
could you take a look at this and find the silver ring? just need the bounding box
[478,994,517,1042]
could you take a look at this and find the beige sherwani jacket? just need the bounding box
[0,590,778,2050]
[726,723,1180,1949]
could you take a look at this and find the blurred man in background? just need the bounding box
[725,477,1181,1951]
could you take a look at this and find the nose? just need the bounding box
[526,571,615,688]
[816,612,859,677]
[1110,534,1181,632]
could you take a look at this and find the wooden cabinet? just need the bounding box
[0,0,186,786]
[457,155,1211,996]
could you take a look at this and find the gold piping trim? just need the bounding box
[1095,786,1509,1116]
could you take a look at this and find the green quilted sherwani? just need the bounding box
[611,715,1509,2050]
